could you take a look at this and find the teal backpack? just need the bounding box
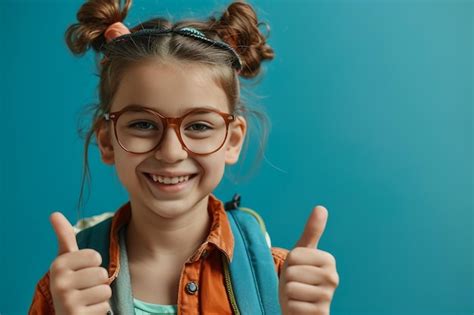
[75,194,282,314]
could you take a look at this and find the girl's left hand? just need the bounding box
[279,206,340,315]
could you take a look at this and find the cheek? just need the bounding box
[197,152,226,182]
[113,151,142,187]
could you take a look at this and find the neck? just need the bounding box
[125,196,211,263]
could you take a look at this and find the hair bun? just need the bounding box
[65,0,132,55]
[213,1,274,79]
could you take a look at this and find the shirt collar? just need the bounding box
[195,193,235,262]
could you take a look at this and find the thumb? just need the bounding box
[50,212,79,255]
[295,206,328,249]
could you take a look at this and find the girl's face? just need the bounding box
[96,60,246,219]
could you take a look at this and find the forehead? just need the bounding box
[112,60,230,115]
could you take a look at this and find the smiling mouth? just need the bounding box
[144,173,198,185]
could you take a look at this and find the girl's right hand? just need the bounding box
[49,212,112,315]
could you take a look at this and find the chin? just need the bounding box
[143,192,210,219]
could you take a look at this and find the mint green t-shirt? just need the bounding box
[133,298,178,315]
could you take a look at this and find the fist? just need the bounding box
[279,206,339,315]
[49,212,112,315]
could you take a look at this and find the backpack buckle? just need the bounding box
[224,193,241,210]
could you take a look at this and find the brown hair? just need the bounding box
[65,0,274,211]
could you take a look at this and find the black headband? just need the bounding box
[100,27,243,71]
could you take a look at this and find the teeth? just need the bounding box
[150,174,191,184]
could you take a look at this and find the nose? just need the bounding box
[153,125,189,163]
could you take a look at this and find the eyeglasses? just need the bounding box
[103,105,236,155]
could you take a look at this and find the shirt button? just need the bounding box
[185,281,199,295]
[201,250,209,259]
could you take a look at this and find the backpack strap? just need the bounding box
[225,206,282,315]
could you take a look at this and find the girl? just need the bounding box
[29,0,339,314]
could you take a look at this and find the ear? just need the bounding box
[96,122,115,165]
[225,116,247,165]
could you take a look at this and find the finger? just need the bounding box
[285,248,336,268]
[295,206,328,249]
[82,302,112,314]
[79,284,112,306]
[70,266,109,290]
[284,265,324,286]
[50,212,79,254]
[287,300,328,314]
[51,249,103,276]
[285,282,332,302]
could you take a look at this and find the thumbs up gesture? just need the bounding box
[279,206,339,315]
[49,212,112,315]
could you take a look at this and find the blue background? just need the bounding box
[0,0,472,314]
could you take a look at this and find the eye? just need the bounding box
[129,121,157,130]
[187,123,212,132]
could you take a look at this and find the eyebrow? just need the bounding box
[120,103,223,115]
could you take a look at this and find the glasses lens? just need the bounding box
[116,110,163,153]
[181,110,227,154]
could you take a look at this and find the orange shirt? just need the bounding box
[29,194,289,314]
